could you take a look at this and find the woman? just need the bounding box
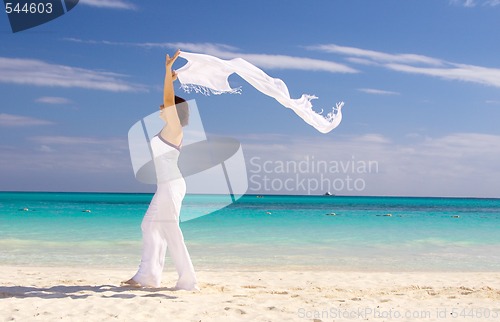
[123,50,198,290]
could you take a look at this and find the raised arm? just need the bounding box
[163,50,179,108]
[159,50,183,146]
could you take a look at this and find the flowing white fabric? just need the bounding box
[132,135,197,290]
[176,52,344,134]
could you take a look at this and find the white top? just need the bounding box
[151,134,183,184]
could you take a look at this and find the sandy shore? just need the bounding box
[1,266,500,321]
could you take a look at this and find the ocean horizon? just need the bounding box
[1,191,499,272]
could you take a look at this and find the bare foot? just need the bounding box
[121,278,142,288]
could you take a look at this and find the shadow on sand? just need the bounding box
[0,284,178,300]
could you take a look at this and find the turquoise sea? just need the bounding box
[1,192,499,271]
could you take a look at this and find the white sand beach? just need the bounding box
[1,266,500,321]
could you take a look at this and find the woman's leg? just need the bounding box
[162,221,198,290]
[160,179,198,290]
[130,194,167,288]
[130,180,197,290]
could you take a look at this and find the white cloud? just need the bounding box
[2,131,500,196]
[79,0,136,10]
[24,136,129,171]
[345,57,379,66]
[453,0,477,7]
[241,132,500,197]
[308,44,444,66]
[352,133,392,144]
[0,135,130,174]
[139,42,239,57]
[0,113,53,127]
[358,88,400,96]
[173,43,358,73]
[37,145,55,153]
[231,53,357,73]
[64,40,358,74]
[450,0,500,6]
[0,136,131,189]
[164,42,357,73]
[386,63,500,88]
[30,135,126,146]
[309,44,500,89]
[35,96,72,104]
[0,57,146,92]
[0,136,134,191]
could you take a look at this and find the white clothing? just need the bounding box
[132,135,197,289]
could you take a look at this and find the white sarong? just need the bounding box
[176,51,344,134]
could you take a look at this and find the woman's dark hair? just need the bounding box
[175,95,189,127]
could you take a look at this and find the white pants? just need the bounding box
[132,178,197,289]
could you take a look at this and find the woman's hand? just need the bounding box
[166,49,180,83]
[166,49,180,71]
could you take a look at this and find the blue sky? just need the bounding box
[1,0,500,197]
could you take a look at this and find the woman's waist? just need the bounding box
[156,177,186,187]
